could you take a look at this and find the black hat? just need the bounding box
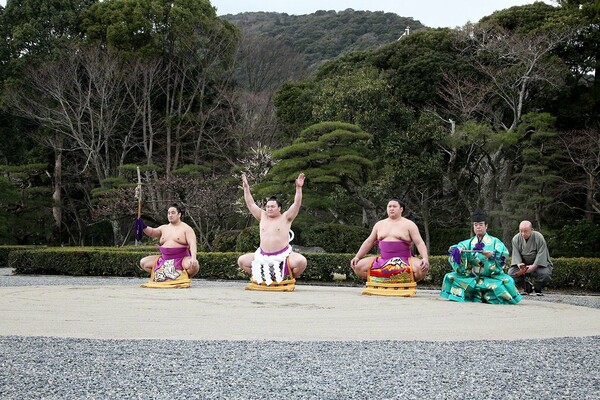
[471,209,487,223]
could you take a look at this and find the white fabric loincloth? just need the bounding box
[251,246,292,286]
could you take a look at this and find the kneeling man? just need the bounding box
[508,220,552,296]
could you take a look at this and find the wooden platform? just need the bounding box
[141,269,191,289]
[362,268,416,297]
[362,280,416,297]
[245,279,296,292]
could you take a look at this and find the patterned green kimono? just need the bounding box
[440,233,522,304]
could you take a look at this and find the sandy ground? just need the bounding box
[1,279,599,341]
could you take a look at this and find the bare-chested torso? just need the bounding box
[375,217,414,242]
[159,222,191,247]
[259,213,292,252]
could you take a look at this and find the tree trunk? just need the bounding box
[52,146,62,245]
[585,174,596,220]
[111,215,123,246]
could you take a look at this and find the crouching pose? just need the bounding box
[350,199,430,283]
[137,204,199,288]
[237,173,307,286]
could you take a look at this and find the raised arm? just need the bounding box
[242,174,263,221]
[285,173,304,222]
[143,224,162,239]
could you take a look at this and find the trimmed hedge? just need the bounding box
[0,245,46,266]
[302,224,370,253]
[6,247,600,292]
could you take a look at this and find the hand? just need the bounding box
[295,173,305,188]
[526,265,537,273]
[186,258,199,270]
[350,256,360,268]
[241,173,249,189]
[420,260,430,273]
[513,264,528,277]
[481,250,493,259]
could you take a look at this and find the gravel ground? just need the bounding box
[1,336,598,399]
[1,269,599,399]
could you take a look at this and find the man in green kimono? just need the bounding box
[508,220,553,296]
[440,210,522,304]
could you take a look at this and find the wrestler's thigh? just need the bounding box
[140,255,160,272]
[237,253,255,269]
[353,257,375,278]
[289,253,307,274]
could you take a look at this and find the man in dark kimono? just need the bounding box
[508,220,553,296]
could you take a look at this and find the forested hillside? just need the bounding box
[222,9,425,69]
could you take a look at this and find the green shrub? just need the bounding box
[548,257,600,292]
[302,224,370,253]
[428,227,470,256]
[9,247,148,276]
[197,252,246,280]
[212,230,241,252]
[235,226,260,252]
[546,220,600,257]
[6,247,600,292]
[0,245,46,266]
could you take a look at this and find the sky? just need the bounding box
[0,1,556,28]
[210,0,556,28]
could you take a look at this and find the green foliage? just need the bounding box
[119,163,164,174]
[373,28,471,107]
[197,252,247,280]
[173,164,212,176]
[7,247,600,291]
[0,0,93,75]
[546,220,600,257]
[274,81,318,138]
[2,4,598,252]
[235,225,260,252]
[83,0,231,58]
[9,247,149,276]
[301,224,370,253]
[508,113,562,225]
[428,227,472,256]
[480,2,565,34]
[548,257,600,292]
[379,113,445,189]
[311,67,412,145]
[258,122,373,214]
[0,245,45,266]
[223,10,426,68]
[0,164,53,244]
[211,229,241,252]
